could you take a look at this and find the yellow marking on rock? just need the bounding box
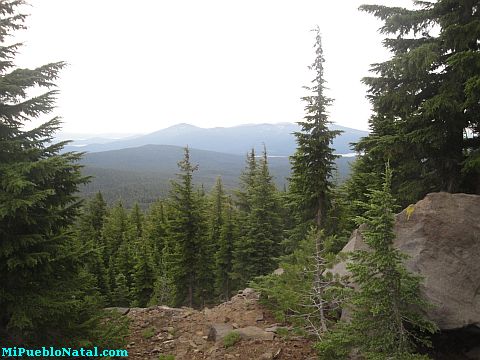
[406,204,415,220]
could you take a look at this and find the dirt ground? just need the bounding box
[124,289,317,360]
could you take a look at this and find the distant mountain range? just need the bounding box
[66,122,367,156]
[75,123,366,207]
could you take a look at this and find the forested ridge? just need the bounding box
[1,0,479,359]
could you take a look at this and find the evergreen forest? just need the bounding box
[1,0,479,358]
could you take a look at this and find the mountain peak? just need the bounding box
[167,123,199,130]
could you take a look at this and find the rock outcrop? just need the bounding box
[331,192,480,331]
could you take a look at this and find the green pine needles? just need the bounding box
[317,165,437,359]
[0,0,126,346]
[352,0,480,207]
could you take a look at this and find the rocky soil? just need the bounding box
[123,289,317,360]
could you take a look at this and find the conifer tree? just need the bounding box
[194,183,213,306]
[235,149,257,213]
[209,177,225,254]
[77,193,109,297]
[317,166,437,359]
[101,202,129,263]
[215,196,237,300]
[0,0,101,343]
[354,0,480,207]
[112,273,131,308]
[233,147,283,285]
[101,202,134,300]
[288,27,341,241]
[132,240,155,307]
[164,147,208,307]
[143,200,167,267]
[129,202,144,239]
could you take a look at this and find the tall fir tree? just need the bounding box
[235,149,257,214]
[205,177,226,300]
[233,147,283,285]
[0,0,101,344]
[101,201,133,302]
[214,195,237,300]
[287,27,341,251]
[76,192,109,297]
[131,239,155,307]
[142,200,172,306]
[129,202,144,240]
[143,200,167,266]
[353,0,480,208]
[164,147,208,307]
[209,177,225,256]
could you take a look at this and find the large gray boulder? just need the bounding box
[331,192,480,330]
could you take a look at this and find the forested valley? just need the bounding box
[1,0,479,359]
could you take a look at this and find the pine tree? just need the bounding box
[235,149,257,213]
[0,0,101,344]
[101,202,134,301]
[287,27,341,251]
[164,147,208,307]
[132,240,155,307]
[129,202,144,239]
[143,200,167,267]
[209,177,225,255]
[215,195,237,300]
[112,273,131,308]
[354,0,480,207]
[279,28,342,338]
[77,193,109,297]
[201,177,227,303]
[317,165,437,359]
[193,183,213,306]
[101,202,129,264]
[233,147,283,285]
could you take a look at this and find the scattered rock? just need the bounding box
[255,312,264,322]
[259,352,273,360]
[265,326,279,333]
[236,326,274,341]
[273,268,284,276]
[207,323,234,341]
[104,307,130,315]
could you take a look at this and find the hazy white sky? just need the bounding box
[15,0,411,134]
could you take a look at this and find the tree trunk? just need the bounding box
[188,275,193,308]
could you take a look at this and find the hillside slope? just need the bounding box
[79,145,355,207]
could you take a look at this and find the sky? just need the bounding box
[15,0,412,135]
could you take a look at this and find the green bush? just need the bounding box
[158,355,175,360]
[223,331,241,348]
[142,326,156,339]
